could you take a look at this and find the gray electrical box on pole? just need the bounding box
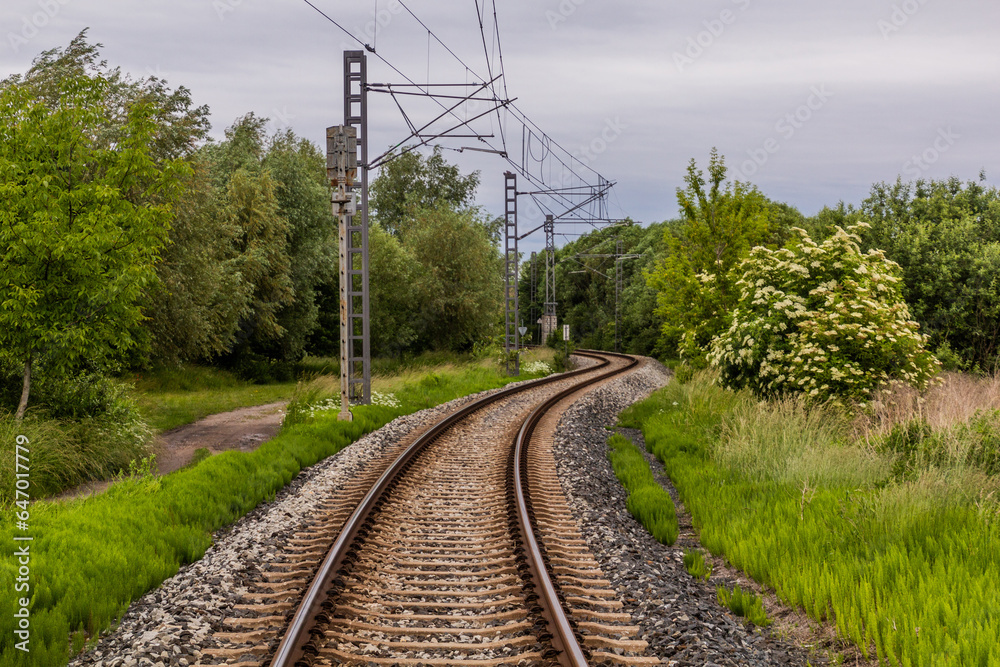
[327,125,358,421]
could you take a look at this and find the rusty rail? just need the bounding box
[512,350,638,666]
[269,350,634,667]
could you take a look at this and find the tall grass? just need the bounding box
[621,371,1000,666]
[683,548,712,581]
[716,585,771,627]
[0,384,152,504]
[0,354,557,667]
[607,433,679,545]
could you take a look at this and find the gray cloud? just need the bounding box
[2,0,997,257]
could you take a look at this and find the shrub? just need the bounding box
[0,376,152,502]
[709,224,939,407]
[0,409,152,503]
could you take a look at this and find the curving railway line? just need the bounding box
[201,350,659,667]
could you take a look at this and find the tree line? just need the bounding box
[0,32,502,417]
[4,32,996,418]
[539,148,1000,383]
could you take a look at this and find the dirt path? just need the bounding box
[55,401,288,501]
[153,401,287,474]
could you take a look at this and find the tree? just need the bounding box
[370,146,480,237]
[646,149,778,362]
[859,177,1000,369]
[404,205,503,351]
[258,130,336,361]
[524,222,663,355]
[0,72,186,418]
[2,30,211,164]
[369,224,422,356]
[143,159,248,363]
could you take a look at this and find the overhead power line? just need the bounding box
[299,0,624,227]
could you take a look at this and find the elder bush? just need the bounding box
[709,224,938,407]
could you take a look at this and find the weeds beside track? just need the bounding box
[621,372,1000,666]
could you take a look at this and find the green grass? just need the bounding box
[129,364,296,432]
[0,385,152,505]
[683,548,713,581]
[621,372,1000,666]
[0,354,557,667]
[130,354,532,433]
[607,433,678,546]
[717,585,771,627]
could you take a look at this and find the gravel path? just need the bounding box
[550,357,824,666]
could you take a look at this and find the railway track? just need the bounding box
[201,351,659,667]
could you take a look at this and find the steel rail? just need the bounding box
[512,350,639,667]
[269,351,619,667]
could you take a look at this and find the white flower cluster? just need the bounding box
[371,391,401,408]
[307,397,341,418]
[522,360,553,375]
[709,224,939,405]
[302,391,402,420]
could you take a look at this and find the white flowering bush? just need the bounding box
[522,361,553,376]
[708,224,939,406]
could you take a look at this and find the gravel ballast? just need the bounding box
[69,356,824,666]
[550,356,823,666]
[67,380,554,667]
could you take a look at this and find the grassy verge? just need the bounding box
[606,433,678,545]
[620,372,1000,665]
[0,351,555,667]
[0,376,152,504]
[131,352,538,433]
[129,365,296,432]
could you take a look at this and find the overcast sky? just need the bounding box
[3,0,998,254]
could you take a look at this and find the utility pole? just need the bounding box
[542,214,557,344]
[343,50,371,405]
[503,172,519,375]
[615,237,623,353]
[327,126,358,421]
[529,251,537,346]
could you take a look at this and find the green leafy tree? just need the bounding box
[646,149,778,362]
[709,224,938,407]
[3,30,210,164]
[859,177,1000,369]
[370,146,481,237]
[0,71,187,418]
[803,202,860,242]
[257,130,336,361]
[404,205,503,351]
[144,159,248,363]
[369,225,422,356]
[527,221,662,355]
